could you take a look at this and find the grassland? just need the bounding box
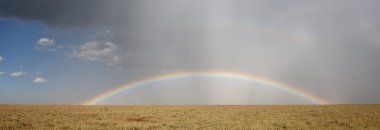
[0,105,379,129]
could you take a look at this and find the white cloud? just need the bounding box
[33,77,48,83]
[0,56,3,63]
[35,37,63,51]
[70,41,120,65]
[0,71,4,75]
[10,71,27,77]
[37,37,55,46]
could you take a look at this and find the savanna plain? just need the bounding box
[0,105,379,129]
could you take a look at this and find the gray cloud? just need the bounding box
[70,41,120,65]
[2,0,380,104]
[0,0,116,27]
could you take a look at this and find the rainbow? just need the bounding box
[83,71,330,105]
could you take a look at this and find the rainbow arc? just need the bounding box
[83,71,330,105]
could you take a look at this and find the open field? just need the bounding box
[0,105,379,129]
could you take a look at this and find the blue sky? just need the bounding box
[0,19,124,104]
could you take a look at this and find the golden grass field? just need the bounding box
[0,105,379,129]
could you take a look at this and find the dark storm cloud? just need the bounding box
[0,0,135,27]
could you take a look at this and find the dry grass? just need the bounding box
[0,105,379,129]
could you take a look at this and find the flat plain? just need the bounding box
[0,105,379,129]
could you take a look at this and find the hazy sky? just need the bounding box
[1,0,380,105]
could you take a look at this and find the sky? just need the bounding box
[0,0,380,105]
